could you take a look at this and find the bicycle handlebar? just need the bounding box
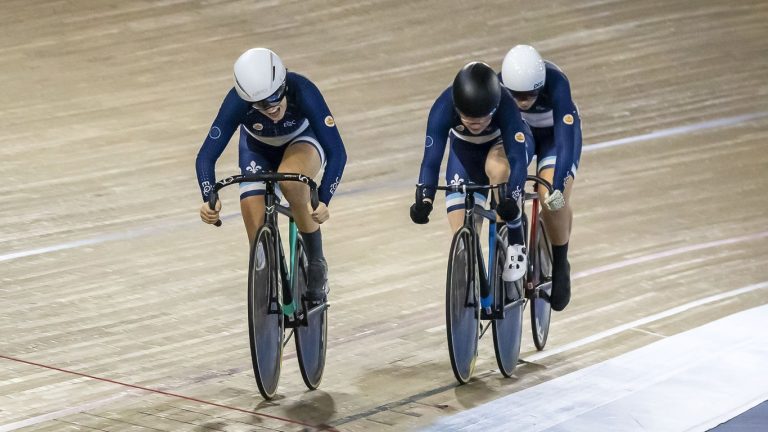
[427,184,501,193]
[207,173,319,227]
[525,175,554,195]
[416,175,553,201]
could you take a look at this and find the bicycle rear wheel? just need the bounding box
[492,225,524,377]
[446,227,480,384]
[531,220,553,351]
[294,238,328,390]
[248,226,284,399]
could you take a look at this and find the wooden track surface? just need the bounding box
[2,0,767,430]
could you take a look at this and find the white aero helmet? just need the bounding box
[233,48,287,104]
[501,45,545,92]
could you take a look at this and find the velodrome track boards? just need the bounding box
[2,0,767,430]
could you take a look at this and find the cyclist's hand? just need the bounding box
[496,198,521,222]
[310,202,330,224]
[200,200,221,224]
[410,199,433,224]
[543,189,565,211]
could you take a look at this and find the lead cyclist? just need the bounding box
[195,48,348,306]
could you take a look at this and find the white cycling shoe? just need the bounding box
[502,244,527,282]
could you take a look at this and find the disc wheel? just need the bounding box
[445,228,480,384]
[294,238,328,390]
[248,226,284,399]
[492,225,525,377]
[531,220,553,351]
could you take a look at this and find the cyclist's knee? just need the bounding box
[486,165,510,184]
[278,180,307,203]
[485,146,510,182]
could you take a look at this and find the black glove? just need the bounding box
[496,198,520,222]
[410,200,433,224]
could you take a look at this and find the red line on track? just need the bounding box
[0,354,338,431]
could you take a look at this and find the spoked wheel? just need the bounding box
[248,226,284,399]
[491,225,525,377]
[294,238,327,390]
[446,227,480,384]
[531,220,553,351]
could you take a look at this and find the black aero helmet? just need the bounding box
[452,61,501,118]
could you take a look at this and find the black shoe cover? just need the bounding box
[550,260,571,311]
[305,259,328,305]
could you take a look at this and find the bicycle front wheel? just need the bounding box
[294,237,328,390]
[446,227,480,384]
[531,219,553,351]
[492,225,524,377]
[248,226,284,399]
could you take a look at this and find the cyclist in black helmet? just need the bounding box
[411,61,531,282]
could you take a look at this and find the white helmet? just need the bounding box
[233,48,287,103]
[501,45,545,92]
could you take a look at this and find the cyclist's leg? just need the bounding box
[537,168,574,245]
[445,135,490,232]
[483,137,528,282]
[277,142,322,232]
[241,197,265,245]
[535,121,581,311]
[238,131,282,245]
[278,133,326,301]
[484,142,510,225]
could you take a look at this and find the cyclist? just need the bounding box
[411,61,531,283]
[501,44,582,311]
[196,48,347,305]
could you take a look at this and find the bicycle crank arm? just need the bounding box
[535,281,553,303]
[307,302,330,318]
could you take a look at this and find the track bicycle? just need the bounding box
[209,172,328,399]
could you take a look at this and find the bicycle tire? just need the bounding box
[531,218,553,351]
[446,227,480,384]
[248,225,284,399]
[294,237,328,390]
[492,225,524,377]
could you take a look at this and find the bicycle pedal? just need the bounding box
[284,315,300,328]
[482,308,506,320]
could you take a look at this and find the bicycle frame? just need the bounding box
[521,175,554,301]
[208,173,320,325]
[459,189,500,309]
[422,174,554,315]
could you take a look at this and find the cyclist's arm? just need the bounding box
[497,93,529,203]
[549,71,579,192]
[295,75,347,206]
[195,88,249,201]
[418,89,453,201]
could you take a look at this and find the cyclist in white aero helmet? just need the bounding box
[196,48,348,306]
[501,44,582,312]
[233,48,287,108]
